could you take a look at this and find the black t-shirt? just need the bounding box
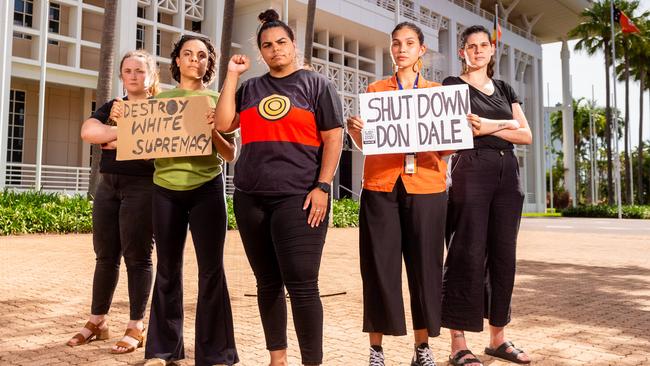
[235,69,343,195]
[442,76,521,150]
[91,98,155,176]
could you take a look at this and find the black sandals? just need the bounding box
[484,341,531,364]
[449,349,483,366]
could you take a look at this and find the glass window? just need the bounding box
[7,90,26,165]
[156,29,161,56]
[49,3,60,33]
[136,24,145,49]
[13,0,33,27]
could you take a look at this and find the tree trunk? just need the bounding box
[604,40,614,205]
[303,0,317,67]
[88,0,118,198]
[218,0,235,90]
[623,39,632,204]
[636,71,645,205]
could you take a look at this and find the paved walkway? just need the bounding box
[1,219,649,365]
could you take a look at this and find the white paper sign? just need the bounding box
[359,84,474,155]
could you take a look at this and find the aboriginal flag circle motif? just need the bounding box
[258,94,291,121]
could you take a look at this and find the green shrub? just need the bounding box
[1,191,363,235]
[226,195,237,230]
[562,204,650,219]
[332,198,360,228]
[0,190,93,235]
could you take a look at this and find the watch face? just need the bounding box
[318,182,330,193]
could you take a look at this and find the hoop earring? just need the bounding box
[412,57,423,73]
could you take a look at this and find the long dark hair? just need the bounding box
[459,25,495,78]
[170,34,217,85]
[256,9,295,49]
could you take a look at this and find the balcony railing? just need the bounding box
[448,0,538,42]
[363,0,537,43]
[4,162,236,196]
[5,163,90,193]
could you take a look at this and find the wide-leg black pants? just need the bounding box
[442,149,524,332]
[145,175,238,366]
[360,178,447,337]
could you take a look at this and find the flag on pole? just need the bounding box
[613,6,640,33]
[492,15,502,44]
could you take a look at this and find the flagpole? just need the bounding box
[590,84,597,204]
[610,1,622,219]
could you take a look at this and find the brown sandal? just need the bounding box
[67,320,110,346]
[110,327,145,354]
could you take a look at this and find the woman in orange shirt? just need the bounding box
[347,22,450,366]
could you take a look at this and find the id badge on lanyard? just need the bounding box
[398,73,419,175]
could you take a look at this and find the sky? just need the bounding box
[541,1,650,148]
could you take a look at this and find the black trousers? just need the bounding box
[91,173,153,320]
[360,178,447,338]
[233,190,328,365]
[442,149,524,332]
[145,175,238,366]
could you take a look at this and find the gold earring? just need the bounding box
[412,57,423,73]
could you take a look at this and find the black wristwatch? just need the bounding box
[315,182,331,194]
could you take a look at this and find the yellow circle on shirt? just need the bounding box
[258,94,291,121]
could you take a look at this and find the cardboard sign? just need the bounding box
[359,84,474,155]
[116,96,213,160]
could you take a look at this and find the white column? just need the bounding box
[203,0,223,92]
[0,0,15,188]
[560,39,576,206]
[35,0,50,190]
[448,19,458,77]
[113,0,138,98]
[532,57,545,212]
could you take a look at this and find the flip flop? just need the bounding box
[485,341,531,364]
[449,349,483,366]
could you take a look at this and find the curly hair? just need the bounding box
[170,34,217,85]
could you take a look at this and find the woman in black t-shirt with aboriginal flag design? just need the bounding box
[214,9,344,366]
[442,25,533,366]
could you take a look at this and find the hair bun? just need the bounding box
[258,9,280,24]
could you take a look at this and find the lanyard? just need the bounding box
[396,72,419,90]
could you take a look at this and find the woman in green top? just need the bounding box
[143,34,239,366]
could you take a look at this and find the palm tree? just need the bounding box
[303,0,317,66]
[569,0,615,205]
[218,0,235,89]
[88,0,118,197]
[550,98,608,203]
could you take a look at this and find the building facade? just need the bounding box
[0,0,591,212]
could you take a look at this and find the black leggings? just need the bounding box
[91,173,153,320]
[145,175,238,366]
[234,190,328,365]
[442,149,524,332]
